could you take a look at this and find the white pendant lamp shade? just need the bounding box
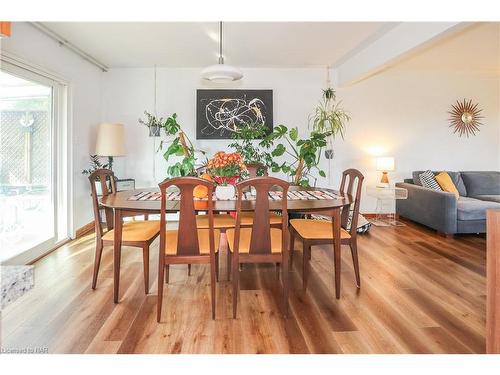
[201,22,243,82]
[201,63,243,82]
[95,123,126,156]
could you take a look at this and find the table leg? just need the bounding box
[113,208,123,303]
[333,207,341,299]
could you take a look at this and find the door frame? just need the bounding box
[0,53,72,265]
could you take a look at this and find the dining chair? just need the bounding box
[157,177,220,322]
[88,169,160,293]
[238,163,282,227]
[289,168,364,298]
[225,176,290,318]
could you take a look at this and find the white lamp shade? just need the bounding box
[200,64,243,82]
[376,157,395,171]
[95,123,126,156]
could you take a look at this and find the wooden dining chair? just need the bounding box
[238,163,282,228]
[157,177,220,322]
[289,168,364,298]
[225,177,290,318]
[89,169,160,293]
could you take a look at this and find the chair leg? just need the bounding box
[289,229,295,267]
[227,251,231,281]
[142,244,150,294]
[349,241,361,288]
[215,252,220,282]
[276,263,280,280]
[333,240,341,299]
[302,241,311,292]
[157,259,165,322]
[188,264,192,276]
[210,256,216,320]
[232,256,239,319]
[91,241,103,289]
[282,252,290,318]
[165,265,170,284]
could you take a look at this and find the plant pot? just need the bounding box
[325,149,334,159]
[215,185,235,200]
[149,124,161,137]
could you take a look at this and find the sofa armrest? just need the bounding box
[396,182,457,234]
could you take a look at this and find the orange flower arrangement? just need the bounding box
[207,151,246,185]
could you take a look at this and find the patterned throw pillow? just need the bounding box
[419,170,442,191]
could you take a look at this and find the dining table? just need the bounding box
[100,185,353,303]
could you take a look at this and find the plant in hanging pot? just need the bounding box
[309,88,350,158]
[206,151,246,200]
[140,112,205,178]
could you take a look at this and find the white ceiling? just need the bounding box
[40,22,393,69]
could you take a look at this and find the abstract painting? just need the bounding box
[196,89,273,139]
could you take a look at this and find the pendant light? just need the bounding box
[201,22,243,82]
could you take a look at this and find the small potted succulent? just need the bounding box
[206,151,246,200]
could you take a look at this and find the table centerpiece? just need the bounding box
[206,151,246,200]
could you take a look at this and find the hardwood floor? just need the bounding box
[1,219,486,354]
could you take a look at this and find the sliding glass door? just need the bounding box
[0,66,67,264]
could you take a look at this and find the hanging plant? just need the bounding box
[309,88,350,151]
[139,111,205,177]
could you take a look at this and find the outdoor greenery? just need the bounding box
[261,125,327,187]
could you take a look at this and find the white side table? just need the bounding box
[366,186,408,226]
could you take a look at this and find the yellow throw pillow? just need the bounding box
[435,172,460,199]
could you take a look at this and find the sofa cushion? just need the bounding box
[460,171,500,197]
[418,170,442,191]
[472,195,500,204]
[457,196,500,221]
[435,172,459,199]
[412,171,467,196]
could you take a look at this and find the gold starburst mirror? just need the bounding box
[448,99,483,137]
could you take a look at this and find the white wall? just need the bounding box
[1,22,103,233]
[102,23,499,213]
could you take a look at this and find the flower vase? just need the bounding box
[215,184,235,200]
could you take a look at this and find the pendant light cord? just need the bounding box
[218,21,224,64]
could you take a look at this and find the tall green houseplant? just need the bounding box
[261,125,327,187]
[139,111,204,177]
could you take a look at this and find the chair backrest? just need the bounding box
[339,168,364,237]
[158,177,216,257]
[233,176,289,255]
[245,163,268,178]
[88,169,117,238]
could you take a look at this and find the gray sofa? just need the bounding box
[396,171,500,235]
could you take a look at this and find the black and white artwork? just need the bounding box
[196,89,273,139]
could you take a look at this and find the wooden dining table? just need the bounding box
[100,185,353,303]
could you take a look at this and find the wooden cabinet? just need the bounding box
[487,209,500,353]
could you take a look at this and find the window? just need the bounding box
[0,61,69,264]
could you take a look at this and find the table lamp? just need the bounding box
[376,156,395,188]
[95,123,126,170]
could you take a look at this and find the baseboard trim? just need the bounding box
[362,213,400,219]
[76,221,95,238]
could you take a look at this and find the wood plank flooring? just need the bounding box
[0,220,486,353]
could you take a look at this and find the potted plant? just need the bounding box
[138,110,162,137]
[140,112,205,177]
[206,151,246,200]
[228,122,273,175]
[309,88,350,159]
[261,125,327,187]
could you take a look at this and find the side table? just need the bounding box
[366,185,408,226]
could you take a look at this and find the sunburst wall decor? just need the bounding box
[448,99,483,137]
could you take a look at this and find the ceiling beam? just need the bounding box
[334,22,472,87]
